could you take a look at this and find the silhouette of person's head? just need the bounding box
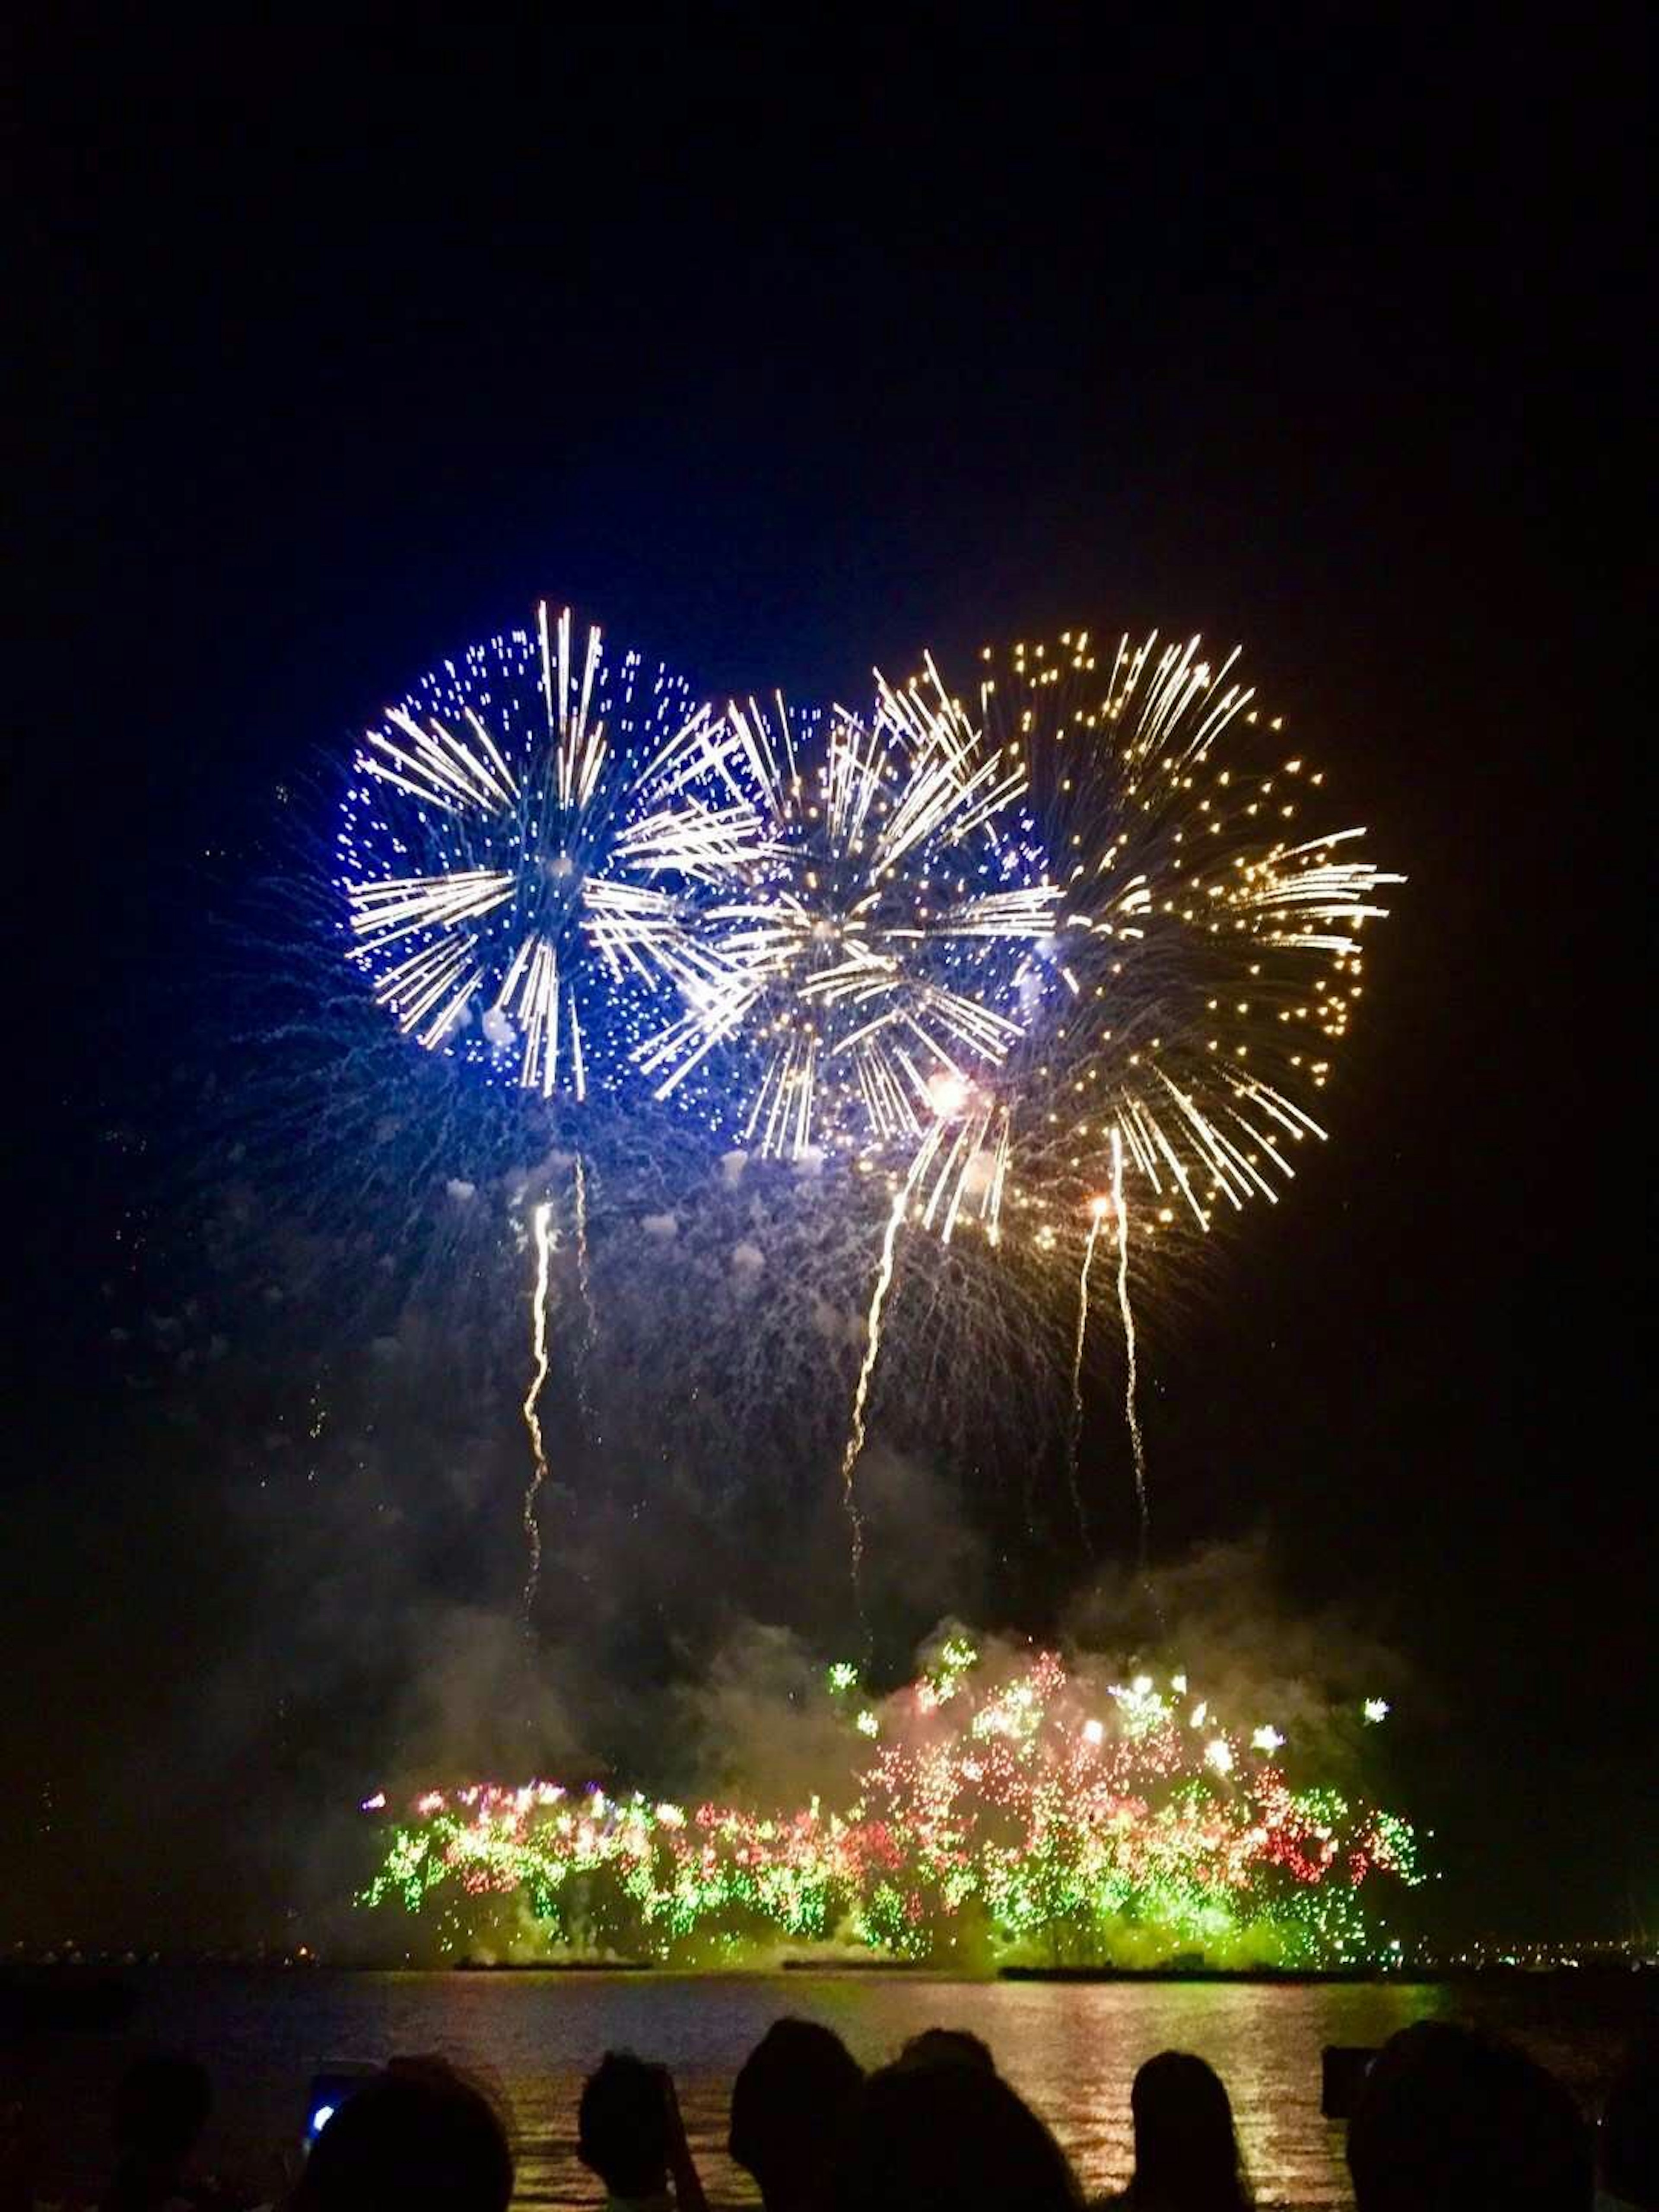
[896,2028,997,2077]
[113,2052,211,2163]
[1601,2037,1659,2210]
[730,2018,864,2212]
[1347,2020,1591,2212]
[295,2056,512,2212]
[579,2051,671,2201]
[833,2058,1081,2211]
[1125,2050,1250,2210]
[104,2053,212,2210]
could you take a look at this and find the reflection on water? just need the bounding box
[22,1969,1649,2210]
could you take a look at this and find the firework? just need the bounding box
[973,629,1403,1255]
[358,1642,1421,1968]
[820,629,1403,1549]
[336,605,771,1100]
[639,671,1057,1189]
[331,611,1396,1286]
[210,611,1403,1571]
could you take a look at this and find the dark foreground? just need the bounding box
[11,1967,1653,2208]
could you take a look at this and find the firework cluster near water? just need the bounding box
[359,1641,1420,1969]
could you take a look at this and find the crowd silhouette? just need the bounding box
[3,2009,1654,2210]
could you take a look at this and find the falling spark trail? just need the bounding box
[1066,1202,1107,1552]
[1110,1130,1150,1567]
[838,1141,933,1619]
[521,1200,555,1616]
[571,1153,598,1433]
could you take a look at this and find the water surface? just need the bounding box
[22,1968,1647,2208]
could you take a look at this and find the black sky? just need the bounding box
[7,10,1650,1943]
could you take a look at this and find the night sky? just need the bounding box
[9,13,1648,1947]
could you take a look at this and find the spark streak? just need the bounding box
[1110,1128,1150,1564]
[521,1199,555,1615]
[1066,1199,1108,1549]
[838,1132,939,1606]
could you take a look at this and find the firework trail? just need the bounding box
[1111,1128,1150,1566]
[520,1199,555,1614]
[1066,1198,1108,1550]
[838,1131,941,1611]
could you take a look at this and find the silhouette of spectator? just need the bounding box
[0,2061,44,2212]
[896,2028,997,2077]
[1347,2020,1591,2212]
[729,2018,864,2212]
[292,2055,512,2212]
[101,2053,213,2212]
[1600,2037,1659,2211]
[1104,2051,1251,2210]
[832,2057,1082,2210]
[578,2051,709,2212]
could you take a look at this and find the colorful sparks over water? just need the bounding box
[358,1643,1421,1968]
